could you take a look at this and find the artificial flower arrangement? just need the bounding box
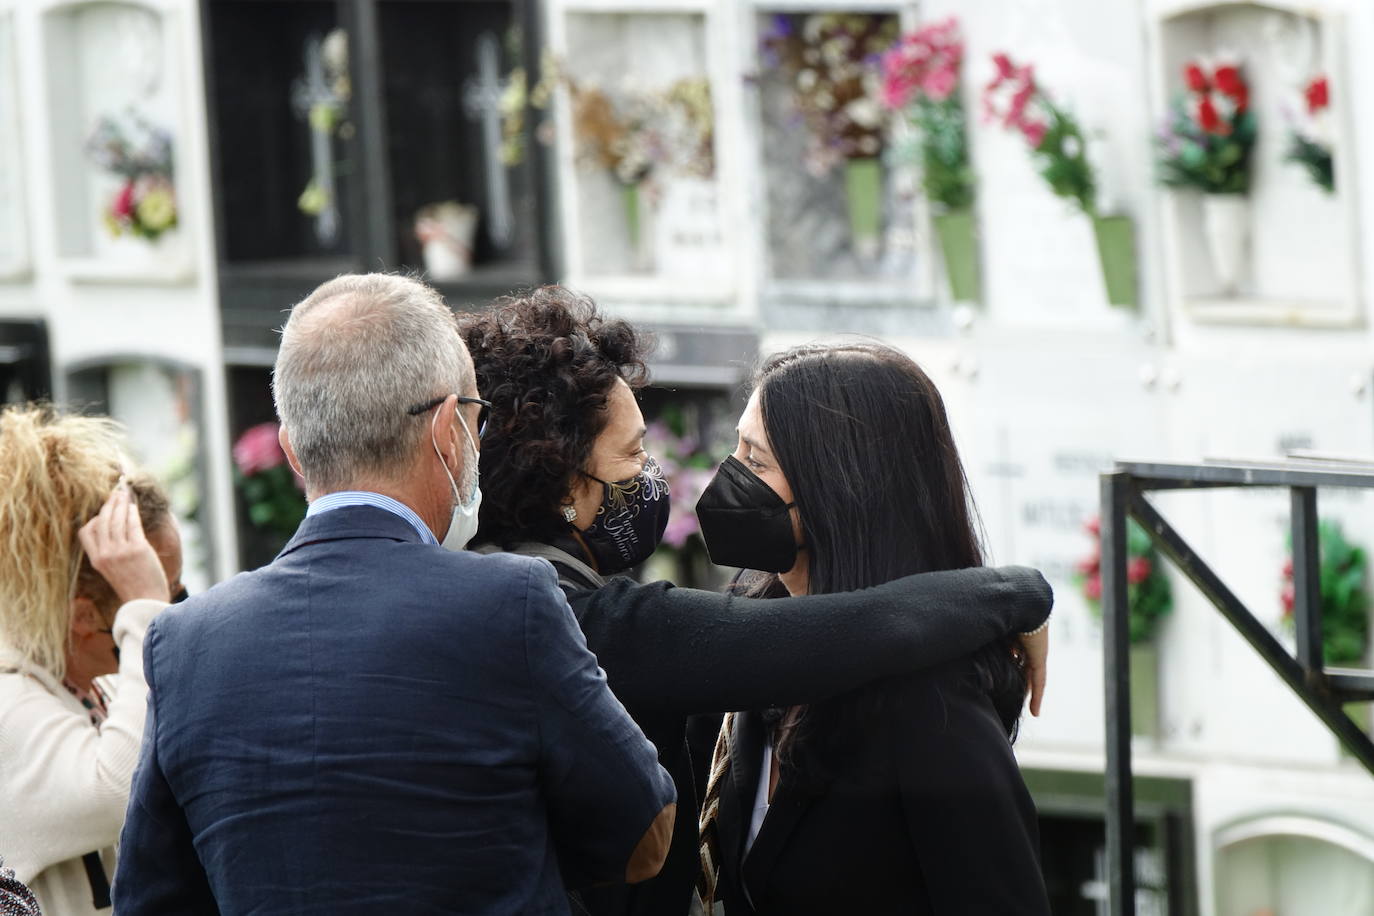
[1077,515,1173,736]
[880,17,978,300]
[232,422,307,543]
[1076,516,1173,645]
[983,53,1095,213]
[983,53,1137,308]
[1156,57,1256,195]
[1155,57,1257,294]
[761,13,900,257]
[1285,74,1333,193]
[84,114,177,242]
[563,67,715,261]
[1280,520,1368,665]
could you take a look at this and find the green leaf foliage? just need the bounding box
[1312,521,1368,665]
[909,96,975,212]
[1284,133,1335,193]
[234,465,308,542]
[1156,97,1256,195]
[1079,518,1174,645]
[1031,104,1095,215]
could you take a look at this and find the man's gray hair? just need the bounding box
[273,273,471,490]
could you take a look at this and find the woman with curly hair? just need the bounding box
[0,405,180,916]
[459,287,1053,916]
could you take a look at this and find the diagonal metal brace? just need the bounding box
[1128,491,1374,775]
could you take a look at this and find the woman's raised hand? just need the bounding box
[78,481,171,606]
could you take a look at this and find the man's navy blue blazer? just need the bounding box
[112,505,675,915]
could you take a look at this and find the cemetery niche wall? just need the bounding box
[748,8,932,308]
[553,8,731,304]
[1152,1,1361,326]
[43,0,193,283]
[204,0,556,352]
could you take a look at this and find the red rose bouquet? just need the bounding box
[1156,57,1256,194]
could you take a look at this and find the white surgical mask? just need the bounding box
[432,403,483,551]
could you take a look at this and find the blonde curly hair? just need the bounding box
[0,404,169,679]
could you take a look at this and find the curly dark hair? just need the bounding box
[459,286,652,548]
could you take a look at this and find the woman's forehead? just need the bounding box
[736,393,771,449]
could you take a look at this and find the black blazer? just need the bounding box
[714,659,1051,915]
[520,545,1053,916]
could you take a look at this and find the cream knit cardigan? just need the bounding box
[0,598,164,916]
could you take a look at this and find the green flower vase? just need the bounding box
[844,157,883,259]
[1091,214,1139,310]
[932,208,981,303]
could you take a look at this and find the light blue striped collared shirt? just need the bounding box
[306,491,439,546]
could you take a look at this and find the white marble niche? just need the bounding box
[0,13,28,281]
[1153,1,1360,326]
[745,4,932,308]
[42,0,193,284]
[556,9,733,304]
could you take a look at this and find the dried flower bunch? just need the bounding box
[761,13,899,177]
[567,75,715,187]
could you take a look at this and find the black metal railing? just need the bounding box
[1100,459,1374,915]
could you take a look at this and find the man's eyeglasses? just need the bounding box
[407,395,492,438]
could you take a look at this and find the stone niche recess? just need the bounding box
[42,0,193,283]
[557,8,732,302]
[1153,0,1359,325]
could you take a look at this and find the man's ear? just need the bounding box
[70,596,102,637]
[279,425,306,479]
[433,395,463,470]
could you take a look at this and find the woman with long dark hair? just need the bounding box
[696,342,1050,914]
[458,289,1053,916]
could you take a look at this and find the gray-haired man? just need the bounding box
[114,274,676,914]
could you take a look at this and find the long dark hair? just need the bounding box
[750,342,1024,772]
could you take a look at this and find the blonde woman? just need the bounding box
[0,405,180,916]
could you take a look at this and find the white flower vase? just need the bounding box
[415,202,479,281]
[1201,194,1250,295]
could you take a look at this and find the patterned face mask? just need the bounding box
[576,456,672,574]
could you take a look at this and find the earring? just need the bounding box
[561,503,577,524]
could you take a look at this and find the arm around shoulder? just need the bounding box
[522,561,677,887]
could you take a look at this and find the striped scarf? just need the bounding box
[696,712,734,910]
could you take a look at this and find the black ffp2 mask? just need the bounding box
[695,455,799,573]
